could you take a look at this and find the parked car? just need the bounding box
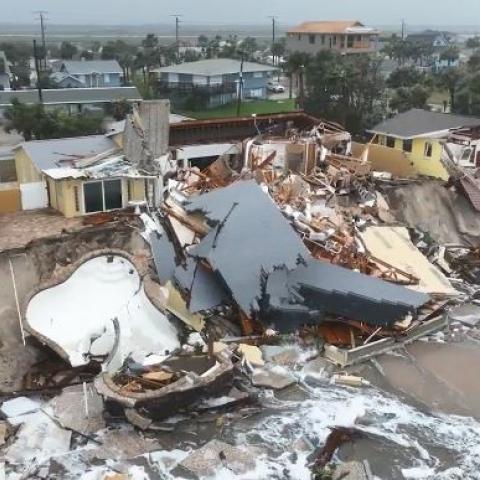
[267,81,285,93]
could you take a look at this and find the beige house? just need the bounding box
[14,135,149,217]
[287,21,379,55]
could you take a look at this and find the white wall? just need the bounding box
[20,181,48,210]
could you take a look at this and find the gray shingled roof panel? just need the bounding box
[18,135,117,171]
[62,60,123,75]
[370,108,480,138]
[155,58,278,77]
[0,87,142,107]
[265,259,429,329]
[185,180,309,314]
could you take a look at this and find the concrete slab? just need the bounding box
[251,365,296,390]
[333,461,370,480]
[50,384,106,435]
[5,410,72,465]
[448,303,480,327]
[176,440,257,479]
[1,396,40,417]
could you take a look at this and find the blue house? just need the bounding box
[154,58,278,108]
[55,60,123,88]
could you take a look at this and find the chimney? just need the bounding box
[124,100,171,172]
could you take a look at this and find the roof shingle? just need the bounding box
[288,21,377,34]
[370,109,480,139]
[17,135,118,171]
[154,58,277,77]
[61,60,123,75]
[0,87,142,107]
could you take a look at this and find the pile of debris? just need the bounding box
[150,121,457,365]
[4,111,480,479]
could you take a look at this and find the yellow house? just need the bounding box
[14,135,150,217]
[0,146,21,214]
[368,109,480,180]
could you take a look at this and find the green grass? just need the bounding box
[180,98,297,120]
[428,90,449,106]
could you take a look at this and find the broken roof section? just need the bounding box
[185,180,310,314]
[16,135,117,171]
[359,226,457,296]
[177,180,430,329]
[266,259,429,331]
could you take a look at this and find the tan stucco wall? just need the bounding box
[127,178,145,202]
[14,148,42,184]
[374,135,449,180]
[0,183,21,213]
[353,142,417,177]
[112,133,124,149]
[50,177,146,218]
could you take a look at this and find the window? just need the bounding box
[104,73,110,83]
[341,37,345,48]
[386,136,396,148]
[403,139,413,153]
[104,179,122,210]
[321,35,326,45]
[424,142,433,158]
[309,34,315,44]
[347,36,354,48]
[333,35,337,46]
[74,186,80,212]
[83,179,123,214]
[84,182,103,213]
[461,147,474,163]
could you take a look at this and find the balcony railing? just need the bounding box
[156,81,237,95]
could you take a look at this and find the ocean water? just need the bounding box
[97,362,480,480]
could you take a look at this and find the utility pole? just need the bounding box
[34,10,48,70]
[268,16,277,66]
[33,40,43,103]
[401,19,406,41]
[236,52,245,117]
[170,14,183,57]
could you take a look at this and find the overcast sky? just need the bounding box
[4,0,480,26]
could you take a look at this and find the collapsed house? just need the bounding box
[155,179,429,335]
[12,101,461,426]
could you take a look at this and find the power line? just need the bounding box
[33,39,43,103]
[34,10,48,70]
[170,14,183,54]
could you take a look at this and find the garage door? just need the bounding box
[20,181,48,210]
